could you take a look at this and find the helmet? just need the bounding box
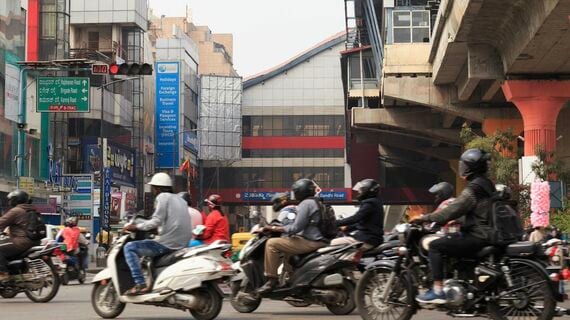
[204,194,222,209]
[271,192,290,212]
[291,179,316,201]
[178,192,192,206]
[65,216,78,227]
[352,179,380,201]
[458,148,490,178]
[429,182,454,205]
[7,190,30,208]
[147,172,173,187]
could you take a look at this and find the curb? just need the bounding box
[87,268,104,274]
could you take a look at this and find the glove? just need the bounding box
[410,215,430,225]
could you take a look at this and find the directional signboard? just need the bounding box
[37,77,90,112]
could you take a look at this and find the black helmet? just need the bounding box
[178,192,192,206]
[7,190,29,208]
[352,179,380,201]
[459,148,490,179]
[271,192,290,212]
[292,179,316,201]
[429,182,454,205]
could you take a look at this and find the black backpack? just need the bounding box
[311,198,338,240]
[487,194,523,246]
[26,209,47,241]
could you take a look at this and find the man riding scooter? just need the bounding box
[271,192,296,226]
[122,172,192,295]
[257,179,329,294]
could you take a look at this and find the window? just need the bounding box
[88,32,99,50]
[242,115,345,137]
[393,10,430,43]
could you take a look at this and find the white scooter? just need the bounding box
[90,223,234,320]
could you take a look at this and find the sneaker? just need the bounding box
[416,289,447,304]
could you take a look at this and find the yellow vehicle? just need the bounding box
[231,232,253,252]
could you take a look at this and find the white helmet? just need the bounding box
[148,172,172,187]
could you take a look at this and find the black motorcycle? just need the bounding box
[229,225,362,315]
[0,239,61,303]
[355,223,558,320]
[60,243,88,285]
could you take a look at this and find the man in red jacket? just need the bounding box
[197,194,230,244]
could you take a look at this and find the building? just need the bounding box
[200,32,353,227]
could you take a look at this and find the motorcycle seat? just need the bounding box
[476,246,499,259]
[16,246,45,259]
[289,251,322,268]
[505,241,537,257]
[365,240,400,256]
[154,248,191,268]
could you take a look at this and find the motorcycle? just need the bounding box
[229,222,362,315]
[0,238,61,303]
[59,243,88,285]
[355,223,558,320]
[90,217,234,320]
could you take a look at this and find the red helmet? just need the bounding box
[204,194,222,209]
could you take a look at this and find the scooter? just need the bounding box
[229,222,362,315]
[90,218,235,320]
[0,236,61,302]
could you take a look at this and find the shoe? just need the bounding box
[416,289,447,304]
[256,278,278,295]
[125,284,150,296]
[0,272,9,282]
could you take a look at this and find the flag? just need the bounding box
[179,159,190,173]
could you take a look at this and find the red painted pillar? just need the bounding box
[502,80,570,156]
[27,0,40,61]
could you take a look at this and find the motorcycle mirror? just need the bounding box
[85,232,91,240]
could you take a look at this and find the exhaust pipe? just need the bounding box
[310,289,345,304]
[173,293,200,309]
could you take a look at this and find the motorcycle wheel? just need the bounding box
[355,267,416,320]
[286,300,311,307]
[91,281,125,319]
[24,260,61,303]
[189,284,223,320]
[61,273,69,285]
[325,280,356,315]
[487,259,556,320]
[229,280,262,313]
[1,288,19,299]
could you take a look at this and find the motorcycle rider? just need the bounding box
[122,173,192,295]
[195,194,230,245]
[271,192,296,226]
[429,182,455,210]
[178,191,207,247]
[57,217,89,271]
[0,190,38,281]
[257,179,328,294]
[412,148,495,304]
[331,179,383,251]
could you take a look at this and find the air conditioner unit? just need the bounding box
[518,155,539,185]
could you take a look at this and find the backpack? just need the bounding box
[486,194,523,246]
[26,209,47,241]
[311,198,337,240]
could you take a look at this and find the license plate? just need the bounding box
[218,283,232,295]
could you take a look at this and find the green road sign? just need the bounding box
[37,77,90,112]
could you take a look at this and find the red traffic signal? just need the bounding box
[109,63,153,76]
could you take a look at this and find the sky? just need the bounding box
[148,0,346,77]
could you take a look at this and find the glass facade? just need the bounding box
[39,0,70,61]
[204,166,344,189]
[242,115,345,137]
[392,10,430,43]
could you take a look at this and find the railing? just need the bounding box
[69,48,114,64]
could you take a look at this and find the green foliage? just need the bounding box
[550,207,570,234]
[530,145,569,183]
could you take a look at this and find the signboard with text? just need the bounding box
[240,190,347,202]
[59,174,94,221]
[103,168,112,230]
[155,61,180,168]
[82,138,135,186]
[37,77,90,112]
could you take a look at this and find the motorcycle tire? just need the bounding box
[355,267,416,320]
[487,259,556,320]
[286,300,311,307]
[189,283,223,320]
[78,269,86,284]
[24,260,61,303]
[1,289,18,299]
[61,273,69,286]
[91,281,125,319]
[229,280,262,313]
[325,280,356,315]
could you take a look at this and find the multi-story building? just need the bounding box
[201,33,354,228]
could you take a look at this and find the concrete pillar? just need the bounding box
[482,118,524,156]
[502,80,570,156]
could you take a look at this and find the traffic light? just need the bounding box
[109,63,153,76]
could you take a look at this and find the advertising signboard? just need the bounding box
[155,61,180,168]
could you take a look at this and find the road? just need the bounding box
[2,277,568,320]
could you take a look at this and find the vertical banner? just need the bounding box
[4,51,20,122]
[155,61,180,168]
[103,168,112,230]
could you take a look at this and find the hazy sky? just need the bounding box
[148,0,346,77]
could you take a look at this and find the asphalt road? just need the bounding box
[2,276,569,320]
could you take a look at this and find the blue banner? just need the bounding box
[103,168,112,230]
[241,190,347,202]
[183,131,198,153]
[155,61,180,168]
[82,140,135,186]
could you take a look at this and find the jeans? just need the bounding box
[428,233,487,281]
[124,240,172,285]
